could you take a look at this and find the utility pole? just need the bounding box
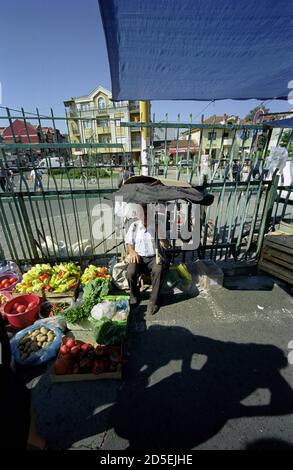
[139,101,150,175]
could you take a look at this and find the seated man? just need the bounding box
[125,206,168,316]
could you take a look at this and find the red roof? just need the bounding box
[2,119,39,144]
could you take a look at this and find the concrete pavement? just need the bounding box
[27,273,293,450]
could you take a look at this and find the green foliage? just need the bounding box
[48,168,110,178]
[245,105,270,122]
[63,279,111,324]
[280,131,293,156]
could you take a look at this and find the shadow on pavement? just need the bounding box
[31,323,293,450]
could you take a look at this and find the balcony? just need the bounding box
[223,138,233,146]
[129,103,140,112]
[97,126,111,135]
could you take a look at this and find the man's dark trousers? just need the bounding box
[127,256,164,305]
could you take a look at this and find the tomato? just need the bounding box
[54,356,73,375]
[24,308,30,313]
[60,345,69,355]
[70,345,81,356]
[80,342,92,352]
[13,302,21,309]
[17,305,26,313]
[3,283,10,289]
[65,338,75,350]
[10,277,17,284]
[27,301,36,310]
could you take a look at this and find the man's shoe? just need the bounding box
[146,303,160,316]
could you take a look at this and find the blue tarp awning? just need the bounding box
[264,118,293,129]
[99,0,293,101]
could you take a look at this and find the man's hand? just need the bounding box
[129,250,140,263]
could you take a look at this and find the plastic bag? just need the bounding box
[101,296,130,321]
[112,260,129,290]
[90,301,117,320]
[10,322,62,366]
[33,315,67,333]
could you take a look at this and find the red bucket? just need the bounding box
[4,294,40,329]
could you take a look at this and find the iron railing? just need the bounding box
[0,107,292,267]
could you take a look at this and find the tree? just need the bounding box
[280,130,293,156]
[245,105,270,122]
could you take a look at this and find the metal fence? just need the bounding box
[0,108,292,267]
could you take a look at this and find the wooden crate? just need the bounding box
[50,330,123,382]
[259,231,293,285]
[51,367,121,382]
[45,286,78,302]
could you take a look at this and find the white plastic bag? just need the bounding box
[91,301,117,320]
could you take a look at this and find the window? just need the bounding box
[83,120,92,128]
[99,135,111,144]
[223,132,229,138]
[97,119,109,128]
[98,97,106,109]
[208,131,217,141]
[80,102,91,111]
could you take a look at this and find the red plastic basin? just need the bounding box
[4,294,40,329]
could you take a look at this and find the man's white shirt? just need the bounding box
[125,220,156,257]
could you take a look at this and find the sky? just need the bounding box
[0,0,291,132]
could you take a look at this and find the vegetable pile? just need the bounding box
[54,335,123,375]
[0,276,18,290]
[15,264,52,293]
[80,265,111,285]
[9,298,38,315]
[63,279,110,324]
[18,327,56,360]
[0,292,9,306]
[48,302,71,317]
[47,263,80,293]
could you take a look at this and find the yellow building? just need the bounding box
[182,114,255,162]
[64,85,150,162]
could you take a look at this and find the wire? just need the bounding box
[0,105,52,119]
[193,100,215,121]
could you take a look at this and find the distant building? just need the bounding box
[1,119,66,162]
[64,85,150,162]
[182,114,254,161]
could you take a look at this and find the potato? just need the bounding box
[40,327,48,335]
[42,341,49,348]
[37,342,42,347]
[21,353,29,359]
[31,331,38,338]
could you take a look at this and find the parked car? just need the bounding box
[178,159,193,168]
[38,157,63,169]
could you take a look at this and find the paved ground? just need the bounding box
[26,273,293,450]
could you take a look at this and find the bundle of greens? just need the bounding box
[90,317,127,345]
[63,278,110,324]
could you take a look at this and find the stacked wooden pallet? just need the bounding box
[259,231,293,285]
